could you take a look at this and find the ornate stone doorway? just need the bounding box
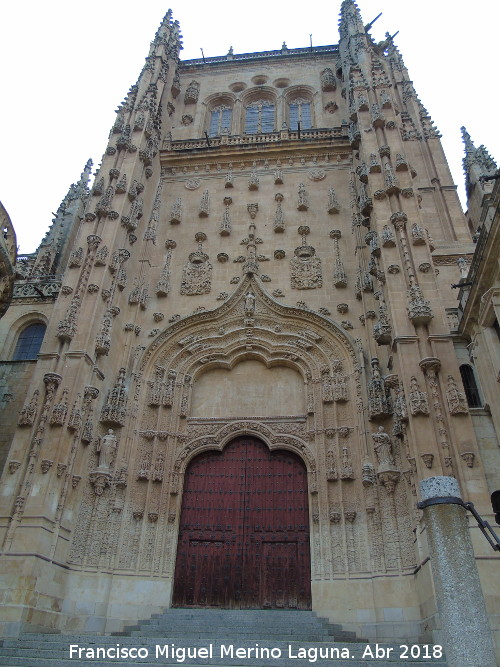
[172,436,311,609]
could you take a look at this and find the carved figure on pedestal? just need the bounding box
[372,426,395,469]
[97,429,118,469]
[244,291,256,316]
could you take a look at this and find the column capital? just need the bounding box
[419,475,461,501]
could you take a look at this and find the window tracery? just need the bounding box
[289,97,312,130]
[245,100,275,134]
[208,105,232,137]
[12,322,46,360]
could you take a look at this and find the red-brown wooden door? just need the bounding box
[173,437,311,609]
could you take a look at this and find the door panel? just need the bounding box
[173,437,311,609]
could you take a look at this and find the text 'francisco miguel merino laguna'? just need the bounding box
[69,643,354,662]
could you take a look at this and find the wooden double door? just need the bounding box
[173,437,311,609]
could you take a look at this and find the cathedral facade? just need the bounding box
[0,0,498,655]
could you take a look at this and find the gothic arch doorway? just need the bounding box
[172,436,311,609]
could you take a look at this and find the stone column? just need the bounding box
[419,476,496,667]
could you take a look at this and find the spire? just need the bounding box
[56,158,93,216]
[383,32,407,73]
[339,0,365,41]
[30,158,93,276]
[151,9,182,54]
[461,126,498,194]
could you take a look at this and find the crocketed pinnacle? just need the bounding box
[339,0,365,40]
[461,126,498,180]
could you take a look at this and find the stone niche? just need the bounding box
[190,359,305,417]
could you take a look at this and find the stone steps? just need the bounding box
[0,609,447,666]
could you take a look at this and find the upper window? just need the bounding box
[459,364,482,408]
[12,323,46,360]
[209,105,232,137]
[289,98,312,130]
[245,101,275,134]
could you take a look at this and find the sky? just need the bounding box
[1,0,499,253]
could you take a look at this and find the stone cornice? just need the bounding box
[180,45,339,69]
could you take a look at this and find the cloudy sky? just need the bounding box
[1,1,499,253]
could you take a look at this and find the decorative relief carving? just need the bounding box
[18,389,39,426]
[248,169,259,190]
[326,450,337,481]
[446,375,468,415]
[184,80,200,104]
[407,284,433,324]
[8,461,21,474]
[290,227,322,289]
[340,447,354,480]
[421,453,434,469]
[169,197,182,225]
[321,68,336,91]
[95,245,109,266]
[220,197,232,235]
[368,358,392,420]
[330,230,347,287]
[185,178,201,190]
[50,388,69,426]
[460,452,474,468]
[408,376,429,416]
[308,168,325,181]
[362,461,376,486]
[100,368,127,426]
[156,240,176,297]
[122,197,143,231]
[297,183,309,211]
[247,203,258,220]
[383,161,399,194]
[411,223,426,245]
[180,233,212,295]
[373,302,392,345]
[327,188,340,214]
[199,189,210,217]
[69,247,83,268]
[225,167,234,188]
[273,193,285,232]
[67,393,82,431]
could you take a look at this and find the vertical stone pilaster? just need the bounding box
[419,476,496,667]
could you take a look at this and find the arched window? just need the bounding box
[245,100,275,134]
[459,364,482,408]
[12,323,46,360]
[208,105,232,137]
[289,98,312,130]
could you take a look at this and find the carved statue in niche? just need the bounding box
[148,366,165,406]
[244,291,256,316]
[372,426,395,470]
[97,429,118,469]
[368,358,392,419]
[331,360,348,402]
[163,370,176,407]
[408,375,429,416]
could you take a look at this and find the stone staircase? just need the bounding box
[0,609,446,666]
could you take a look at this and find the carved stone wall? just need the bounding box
[0,7,496,647]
